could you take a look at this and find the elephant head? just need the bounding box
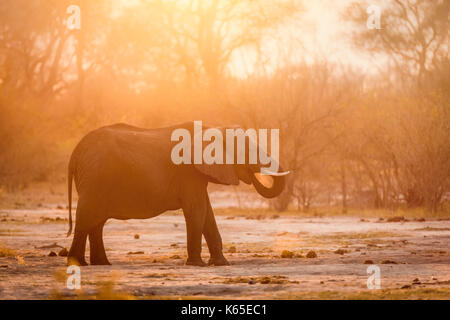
[191,124,289,199]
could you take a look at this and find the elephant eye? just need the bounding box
[253,173,274,188]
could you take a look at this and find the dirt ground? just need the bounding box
[1,202,449,300]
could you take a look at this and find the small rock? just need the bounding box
[228,246,237,253]
[170,255,181,259]
[387,216,405,222]
[170,243,178,247]
[173,223,179,228]
[364,260,374,264]
[401,285,411,289]
[58,248,69,257]
[381,259,398,264]
[412,278,421,284]
[260,277,271,284]
[248,280,255,285]
[334,249,348,255]
[134,234,140,239]
[127,251,144,255]
[415,218,425,222]
[48,251,57,257]
[281,250,294,258]
[306,250,317,258]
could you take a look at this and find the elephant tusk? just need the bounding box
[259,171,290,177]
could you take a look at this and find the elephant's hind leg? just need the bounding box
[89,221,111,265]
[67,201,95,266]
[68,228,88,266]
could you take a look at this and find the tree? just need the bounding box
[345,0,449,85]
[158,0,302,89]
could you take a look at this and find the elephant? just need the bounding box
[66,122,287,266]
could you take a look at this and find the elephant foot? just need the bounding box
[208,256,230,266]
[90,257,111,266]
[67,256,88,267]
[185,258,207,267]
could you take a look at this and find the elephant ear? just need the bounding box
[193,126,239,186]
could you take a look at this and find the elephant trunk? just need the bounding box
[249,166,286,199]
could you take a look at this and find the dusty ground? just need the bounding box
[1,205,449,300]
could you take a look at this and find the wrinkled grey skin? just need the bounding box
[67,122,286,266]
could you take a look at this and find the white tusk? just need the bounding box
[259,171,290,176]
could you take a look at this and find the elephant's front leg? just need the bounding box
[203,194,230,266]
[182,195,207,267]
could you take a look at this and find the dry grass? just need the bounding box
[223,275,291,285]
[1,180,449,219]
[414,227,450,231]
[51,271,135,300]
[322,231,409,240]
[0,241,16,257]
[0,229,25,236]
[280,288,450,300]
[214,207,450,219]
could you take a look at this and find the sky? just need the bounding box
[301,0,383,69]
[114,0,384,77]
[230,0,384,77]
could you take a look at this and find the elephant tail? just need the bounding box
[67,156,75,237]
